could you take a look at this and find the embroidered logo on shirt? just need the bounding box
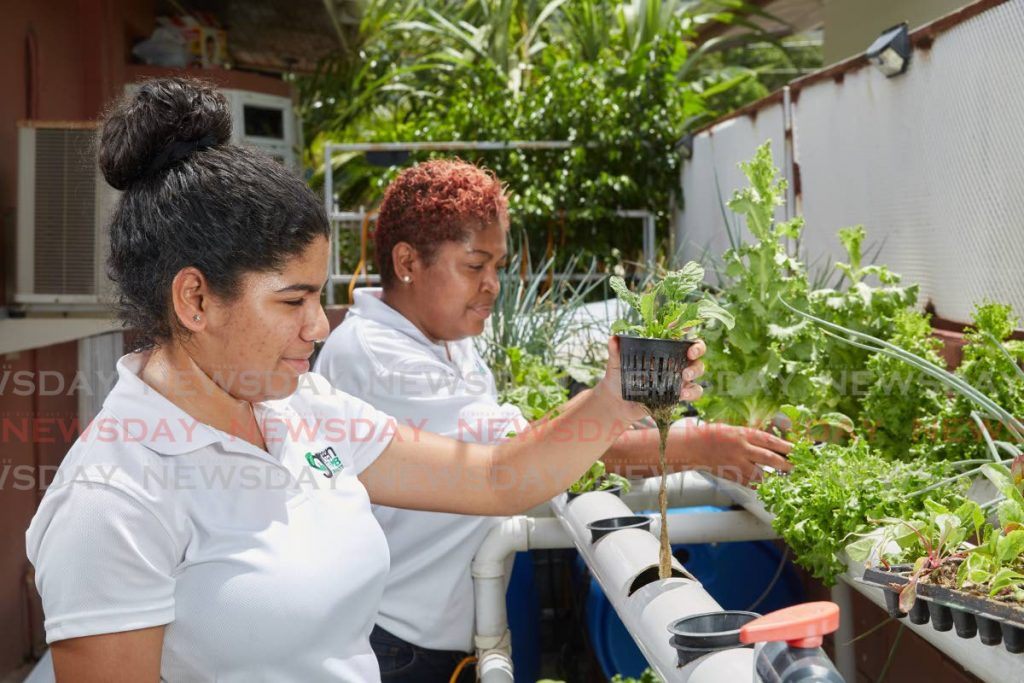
[305,447,344,478]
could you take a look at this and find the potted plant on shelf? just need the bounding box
[609,261,735,578]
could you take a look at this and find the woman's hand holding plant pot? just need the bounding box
[608,263,729,410]
[597,335,707,422]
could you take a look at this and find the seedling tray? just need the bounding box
[861,564,1024,653]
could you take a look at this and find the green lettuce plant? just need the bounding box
[695,142,820,429]
[757,439,961,584]
[807,225,920,422]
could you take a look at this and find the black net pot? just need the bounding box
[618,336,694,409]
[667,610,760,667]
[586,515,652,543]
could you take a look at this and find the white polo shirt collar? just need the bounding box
[101,351,291,465]
[348,288,452,365]
[348,288,494,384]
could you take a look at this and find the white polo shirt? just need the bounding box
[315,288,525,652]
[26,351,397,682]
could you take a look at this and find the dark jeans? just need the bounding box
[369,625,475,683]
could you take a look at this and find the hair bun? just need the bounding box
[99,77,232,190]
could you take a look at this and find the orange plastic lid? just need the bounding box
[738,601,840,649]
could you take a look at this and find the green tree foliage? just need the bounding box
[300,0,817,267]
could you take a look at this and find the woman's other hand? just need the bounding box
[681,422,793,485]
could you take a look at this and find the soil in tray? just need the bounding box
[868,563,1024,621]
[863,564,1024,652]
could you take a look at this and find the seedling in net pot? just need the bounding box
[610,261,733,411]
[609,262,733,578]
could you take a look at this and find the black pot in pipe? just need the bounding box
[618,336,695,409]
[667,610,761,667]
[585,515,652,542]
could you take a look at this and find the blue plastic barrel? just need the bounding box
[584,506,804,680]
[506,551,541,682]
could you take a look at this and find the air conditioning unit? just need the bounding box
[221,88,299,169]
[15,121,118,307]
[14,91,300,309]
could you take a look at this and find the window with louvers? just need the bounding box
[33,128,96,295]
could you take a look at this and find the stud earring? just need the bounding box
[402,276,412,283]
[192,314,202,322]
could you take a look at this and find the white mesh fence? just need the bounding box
[678,0,1024,322]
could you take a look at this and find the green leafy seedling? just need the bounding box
[609,261,734,340]
[568,459,631,495]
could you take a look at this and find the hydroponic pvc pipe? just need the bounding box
[472,516,572,682]
[471,489,778,682]
[551,490,758,681]
[647,509,776,544]
[620,470,735,511]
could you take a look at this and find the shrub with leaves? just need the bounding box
[479,251,606,390]
[303,0,799,267]
[495,346,569,422]
[696,142,820,428]
[858,309,947,460]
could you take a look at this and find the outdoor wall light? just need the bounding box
[866,22,911,77]
[675,133,695,159]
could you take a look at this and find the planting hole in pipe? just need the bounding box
[566,484,623,502]
[628,565,687,596]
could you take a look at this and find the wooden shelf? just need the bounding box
[123,64,292,98]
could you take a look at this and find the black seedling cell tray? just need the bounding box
[861,564,1024,654]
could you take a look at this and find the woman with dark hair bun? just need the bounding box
[316,159,793,682]
[25,78,706,683]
